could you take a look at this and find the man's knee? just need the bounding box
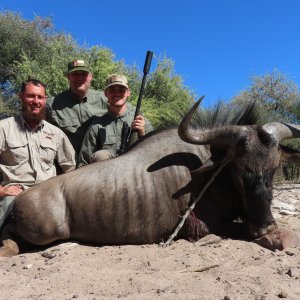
[0,196,15,229]
[90,150,114,162]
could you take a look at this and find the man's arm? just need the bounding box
[77,125,100,168]
[55,131,76,173]
[46,98,56,124]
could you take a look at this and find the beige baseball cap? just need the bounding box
[105,74,129,90]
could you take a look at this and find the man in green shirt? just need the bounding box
[47,59,108,157]
[77,74,153,167]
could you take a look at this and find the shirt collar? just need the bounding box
[68,89,88,103]
[18,114,44,131]
[107,106,129,119]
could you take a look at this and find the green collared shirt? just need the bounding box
[77,103,153,167]
[47,89,108,155]
[0,115,76,187]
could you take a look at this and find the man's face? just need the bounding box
[105,85,131,108]
[20,83,47,122]
[67,71,92,98]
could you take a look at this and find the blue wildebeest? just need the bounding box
[1,99,300,256]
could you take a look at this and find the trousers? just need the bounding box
[0,195,15,229]
[91,150,114,162]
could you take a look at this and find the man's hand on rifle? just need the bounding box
[131,115,146,136]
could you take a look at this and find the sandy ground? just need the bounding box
[0,183,299,300]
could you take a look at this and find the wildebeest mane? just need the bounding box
[189,100,268,129]
[126,100,270,152]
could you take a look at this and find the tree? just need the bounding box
[0,89,17,119]
[129,56,195,129]
[233,70,300,181]
[233,70,300,123]
[0,12,73,88]
[88,46,125,91]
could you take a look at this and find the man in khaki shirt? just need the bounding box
[0,79,76,229]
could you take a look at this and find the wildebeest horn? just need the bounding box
[262,122,300,142]
[178,96,249,146]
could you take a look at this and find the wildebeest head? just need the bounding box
[178,98,300,238]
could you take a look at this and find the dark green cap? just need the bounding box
[67,59,90,74]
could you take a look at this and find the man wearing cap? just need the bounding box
[46,59,108,158]
[77,74,153,167]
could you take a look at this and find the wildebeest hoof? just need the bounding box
[253,228,300,251]
[248,222,277,238]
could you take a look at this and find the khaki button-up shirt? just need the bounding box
[0,115,76,187]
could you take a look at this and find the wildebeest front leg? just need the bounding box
[184,211,210,241]
[253,227,300,251]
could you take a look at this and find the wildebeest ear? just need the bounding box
[280,144,300,165]
[191,151,232,174]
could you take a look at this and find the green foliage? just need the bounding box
[233,70,300,123]
[0,90,18,118]
[89,46,125,91]
[0,12,58,87]
[293,101,300,121]
[0,11,84,97]
[0,93,6,118]
[129,56,195,129]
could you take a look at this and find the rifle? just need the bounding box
[117,50,153,155]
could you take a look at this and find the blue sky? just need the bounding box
[1,0,300,106]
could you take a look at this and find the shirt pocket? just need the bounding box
[6,140,28,165]
[40,139,57,171]
[103,134,116,150]
[53,117,81,134]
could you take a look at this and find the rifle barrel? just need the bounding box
[134,50,153,118]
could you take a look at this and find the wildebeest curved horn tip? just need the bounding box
[186,95,206,121]
[178,95,205,144]
[196,95,205,107]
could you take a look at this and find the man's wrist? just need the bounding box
[138,130,145,137]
